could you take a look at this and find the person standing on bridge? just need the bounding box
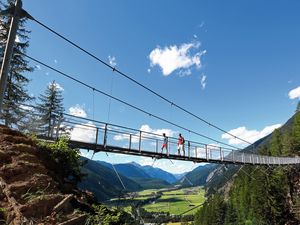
[161,133,168,155]
[177,133,185,156]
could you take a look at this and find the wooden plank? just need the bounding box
[52,194,73,214]
[58,214,87,225]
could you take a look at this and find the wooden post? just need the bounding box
[0,0,23,112]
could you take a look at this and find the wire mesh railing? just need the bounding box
[6,102,300,166]
[46,113,300,166]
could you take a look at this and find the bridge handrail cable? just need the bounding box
[15,101,238,151]
[28,16,253,146]
[19,54,240,150]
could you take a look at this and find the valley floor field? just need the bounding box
[143,187,205,215]
[106,186,205,215]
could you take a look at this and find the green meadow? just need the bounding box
[106,186,205,215]
[143,187,205,215]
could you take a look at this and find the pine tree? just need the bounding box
[224,201,237,225]
[194,194,226,225]
[0,0,34,127]
[292,111,300,152]
[282,131,292,156]
[268,167,290,224]
[37,81,64,137]
[269,129,282,156]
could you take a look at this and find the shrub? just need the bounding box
[38,137,84,183]
[85,204,135,225]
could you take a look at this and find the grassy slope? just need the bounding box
[143,187,205,215]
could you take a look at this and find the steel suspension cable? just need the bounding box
[29,16,252,146]
[13,100,236,151]
[22,53,240,150]
[106,153,126,190]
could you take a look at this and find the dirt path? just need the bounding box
[0,125,88,225]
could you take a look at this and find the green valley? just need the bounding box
[143,187,205,215]
[105,186,206,216]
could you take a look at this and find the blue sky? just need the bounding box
[19,0,300,173]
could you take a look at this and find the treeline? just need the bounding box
[0,1,66,136]
[0,0,33,127]
[194,109,300,225]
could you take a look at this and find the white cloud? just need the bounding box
[140,124,176,137]
[48,82,64,91]
[149,41,206,76]
[147,68,151,73]
[20,105,33,111]
[200,74,207,90]
[221,124,282,145]
[178,69,192,77]
[195,144,220,158]
[112,153,124,157]
[69,104,87,118]
[114,124,176,143]
[15,35,20,43]
[114,132,135,142]
[288,86,300,99]
[198,21,205,28]
[80,149,93,158]
[108,55,117,67]
[70,122,97,143]
[139,157,194,173]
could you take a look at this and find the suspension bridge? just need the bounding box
[36,110,300,166]
[1,1,300,168]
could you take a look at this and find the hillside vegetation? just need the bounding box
[178,164,217,187]
[0,125,134,224]
[79,159,182,201]
[79,158,142,201]
[194,111,300,225]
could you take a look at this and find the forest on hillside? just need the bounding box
[194,109,300,225]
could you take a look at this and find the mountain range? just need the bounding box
[79,159,215,201]
[78,158,141,201]
[97,161,178,183]
[177,163,217,187]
